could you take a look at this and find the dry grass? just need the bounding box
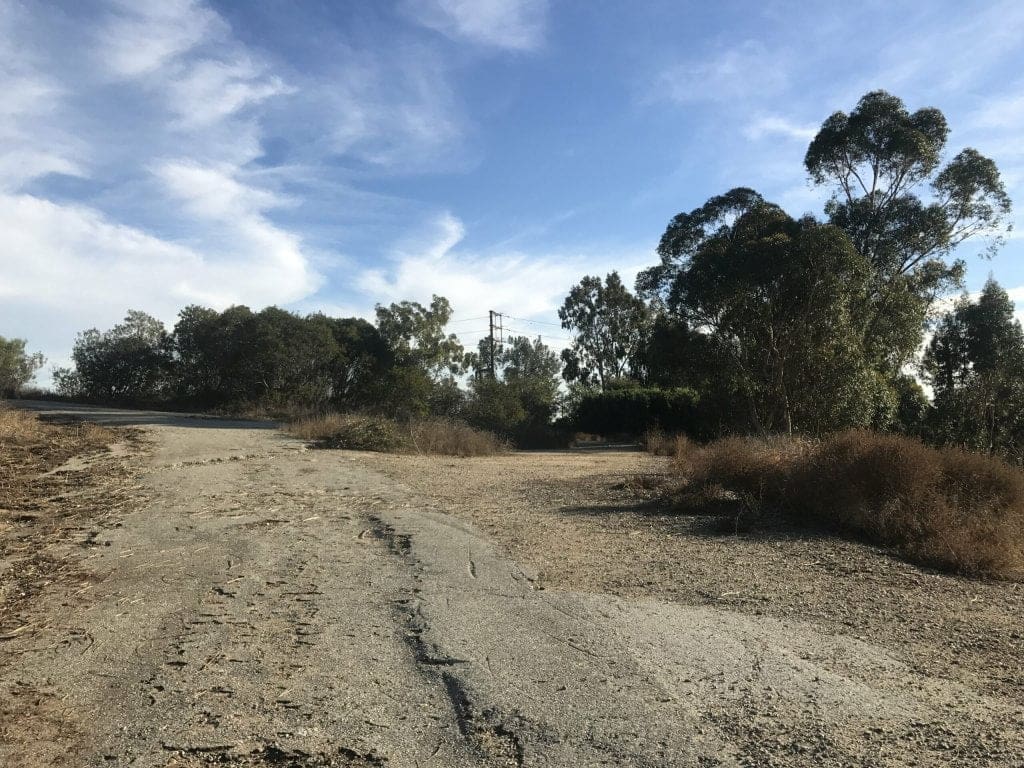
[0,407,143,643]
[642,428,694,457]
[663,430,1024,577]
[286,413,507,457]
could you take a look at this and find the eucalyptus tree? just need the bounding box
[805,90,1012,371]
[641,196,877,434]
[923,279,1024,460]
[558,272,651,389]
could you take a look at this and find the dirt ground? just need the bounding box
[3,403,1024,767]
[352,448,1024,764]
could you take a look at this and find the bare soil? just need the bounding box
[4,404,1023,767]
[352,447,1024,766]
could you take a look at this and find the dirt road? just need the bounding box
[3,404,1022,767]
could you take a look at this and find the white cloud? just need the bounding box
[743,115,817,142]
[354,213,646,345]
[165,57,292,128]
[152,160,318,305]
[98,0,225,79]
[970,90,1024,131]
[0,191,317,334]
[402,0,547,50]
[0,20,87,189]
[322,45,464,170]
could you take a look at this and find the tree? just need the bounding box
[375,296,463,378]
[373,296,464,418]
[172,305,340,409]
[465,335,562,435]
[502,335,563,427]
[309,315,391,406]
[64,311,172,401]
[0,336,44,395]
[805,90,1012,372]
[923,279,1024,460]
[558,272,650,389]
[639,195,879,435]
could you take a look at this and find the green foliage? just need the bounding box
[464,335,563,445]
[806,90,1012,372]
[171,305,339,410]
[923,279,1024,462]
[374,295,463,378]
[558,272,650,389]
[635,90,1011,439]
[889,374,929,436]
[572,387,700,437]
[312,315,392,406]
[639,196,879,435]
[57,299,457,418]
[61,310,172,402]
[0,337,45,395]
[370,296,467,419]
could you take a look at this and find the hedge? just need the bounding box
[572,387,701,437]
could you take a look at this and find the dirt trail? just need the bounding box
[3,404,1022,767]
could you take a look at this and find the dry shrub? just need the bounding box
[786,430,1024,577]
[680,436,809,503]
[669,429,1024,577]
[0,406,44,443]
[286,413,409,452]
[286,413,506,457]
[407,418,507,457]
[643,428,695,458]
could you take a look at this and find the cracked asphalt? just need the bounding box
[4,403,1022,767]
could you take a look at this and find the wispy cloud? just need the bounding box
[321,44,465,170]
[165,57,292,129]
[97,0,224,79]
[743,115,817,142]
[0,0,321,377]
[402,0,547,50]
[654,41,789,105]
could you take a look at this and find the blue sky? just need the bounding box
[3,0,1024,375]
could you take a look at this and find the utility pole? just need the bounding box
[488,310,496,379]
[488,310,503,379]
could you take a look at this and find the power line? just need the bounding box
[447,315,490,324]
[503,314,564,328]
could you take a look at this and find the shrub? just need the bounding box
[285,413,506,457]
[786,431,1024,576]
[667,429,1024,577]
[408,418,508,456]
[643,428,694,458]
[287,413,410,452]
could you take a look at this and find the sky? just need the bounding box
[3,0,1024,380]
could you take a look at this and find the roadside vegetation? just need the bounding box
[12,90,1022,577]
[286,413,507,457]
[653,430,1024,577]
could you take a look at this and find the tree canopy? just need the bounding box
[924,279,1024,460]
[0,337,45,396]
[558,272,650,389]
